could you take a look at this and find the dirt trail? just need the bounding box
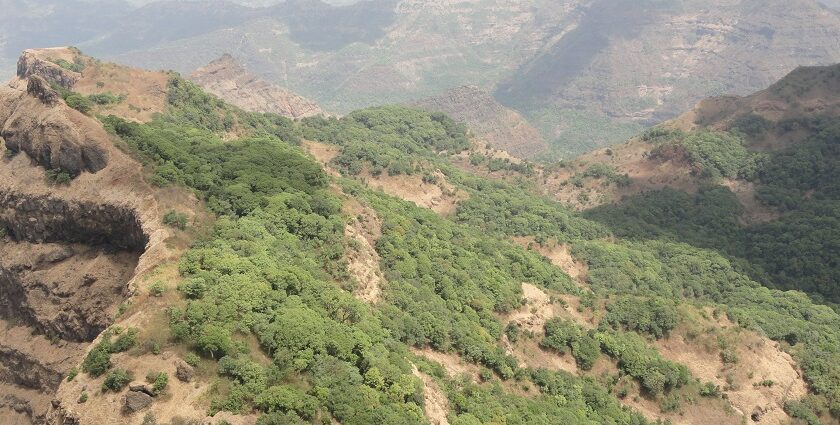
[411,348,480,382]
[412,366,451,425]
[344,207,385,304]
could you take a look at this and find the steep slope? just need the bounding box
[190,54,323,119]
[546,63,840,211]
[3,48,839,425]
[0,48,171,424]
[495,0,840,149]
[410,85,547,158]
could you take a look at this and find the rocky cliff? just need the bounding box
[190,54,323,119]
[0,48,169,425]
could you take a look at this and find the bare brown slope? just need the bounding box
[190,54,324,119]
[410,85,548,158]
[0,49,175,424]
[18,47,169,123]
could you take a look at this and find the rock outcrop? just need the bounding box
[1,192,147,250]
[190,54,324,119]
[16,49,80,89]
[0,75,109,176]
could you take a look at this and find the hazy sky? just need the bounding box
[121,0,363,5]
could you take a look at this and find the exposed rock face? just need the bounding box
[128,382,156,396]
[26,76,60,106]
[411,85,547,158]
[44,401,80,425]
[16,49,80,89]
[0,50,169,425]
[1,192,147,250]
[0,241,139,342]
[190,54,324,119]
[0,76,109,176]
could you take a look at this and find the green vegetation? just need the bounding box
[50,55,85,73]
[102,85,654,424]
[81,327,138,377]
[102,368,132,392]
[540,319,600,370]
[541,318,689,394]
[45,168,72,185]
[100,73,840,423]
[163,210,188,230]
[147,371,169,395]
[66,367,78,382]
[603,296,679,338]
[454,176,608,243]
[649,131,764,180]
[149,281,166,297]
[730,114,772,138]
[301,106,469,176]
[88,92,125,105]
[572,164,631,187]
[64,93,94,114]
[363,189,574,378]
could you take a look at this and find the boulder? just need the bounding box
[123,391,152,413]
[175,360,194,383]
[128,382,155,396]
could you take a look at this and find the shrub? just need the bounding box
[149,281,166,297]
[88,92,124,105]
[720,348,739,365]
[64,93,94,114]
[147,372,168,395]
[45,168,72,184]
[78,392,88,403]
[81,344,112,377]
[660,393,681,413]
[178,278,207,299]
[504,323,520,344]
[699,382,720,397]
[111,328,139,352]
[102,368,132,392]
[66,367,78,382]
[142,413,157,425]
[163,210,188,230]
[184,353,201,367]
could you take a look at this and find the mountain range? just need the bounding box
[5,0,840,157]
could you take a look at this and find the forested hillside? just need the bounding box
[4,49,839,425]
